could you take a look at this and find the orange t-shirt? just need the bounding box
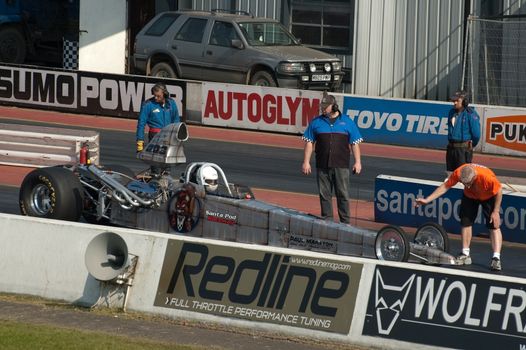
[445,163,501,201]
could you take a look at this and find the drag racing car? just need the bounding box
[18,123,455,265]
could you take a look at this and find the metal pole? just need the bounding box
[483,29,490,105]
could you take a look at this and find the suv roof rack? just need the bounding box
[211,8,254,18]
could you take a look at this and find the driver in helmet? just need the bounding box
[199,165,219,193]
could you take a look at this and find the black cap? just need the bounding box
[320,92,336,109]
[450,90,467,101]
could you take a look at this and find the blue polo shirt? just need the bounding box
[136,98,180,141]
[302,113,363,168]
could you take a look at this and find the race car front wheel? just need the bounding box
[19,167,84,221]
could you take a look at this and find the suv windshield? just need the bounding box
[238,22,298,46]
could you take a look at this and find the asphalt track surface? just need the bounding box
[1,106,526,349]
[1,107,526,275]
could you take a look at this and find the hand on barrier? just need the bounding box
[136,140,144,153]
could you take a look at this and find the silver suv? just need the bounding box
[133,10,344,91]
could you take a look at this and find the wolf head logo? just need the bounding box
[375,270,415,335]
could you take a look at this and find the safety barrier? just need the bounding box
[0,64,524,158]
[0,123,99,167]
[375,174,526,243]
[0,213,524,349]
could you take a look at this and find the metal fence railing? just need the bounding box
[463,16,526,107]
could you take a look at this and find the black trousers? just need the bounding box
[316,168,351,223]
[446,144,473,171]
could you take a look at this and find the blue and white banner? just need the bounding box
[363,265,526,349]
[342,96,453,148]
[374,175,526,244]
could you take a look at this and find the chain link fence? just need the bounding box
[463,16,526,107]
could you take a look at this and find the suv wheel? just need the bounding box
[151,62,177,78]
[250,71,277,87]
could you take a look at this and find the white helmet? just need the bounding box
[199,165,218,191]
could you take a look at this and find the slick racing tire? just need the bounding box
[414,222,450,253]
[19,167,84,221]
[375,225,410,262]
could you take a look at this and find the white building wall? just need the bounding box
[78,0,127,74]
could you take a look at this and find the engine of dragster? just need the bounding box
[123,122,192,208]
[137,122,188,168]
[109,123,250,233]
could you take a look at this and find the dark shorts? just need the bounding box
[446,144,473,171]
[459,195,498,229]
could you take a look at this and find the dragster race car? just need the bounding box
[18,123,456,265]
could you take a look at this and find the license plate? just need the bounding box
[311,74,331,81]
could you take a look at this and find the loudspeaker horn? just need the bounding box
[85,232,129,281]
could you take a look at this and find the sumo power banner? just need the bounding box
[201,82,333,134]
[154,240,363,334]
[0,64,186,119]
[482,107,526,157]
[342,96,455,149]
[362,265,526,349]
[374,175,526,244]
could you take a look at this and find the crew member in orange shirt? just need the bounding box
[415,163,503,271]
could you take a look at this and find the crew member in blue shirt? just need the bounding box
[446,90,481,171]
[302,92,363,224]
[136,82,180,152]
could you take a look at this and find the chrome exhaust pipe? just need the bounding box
[88,165,153,207]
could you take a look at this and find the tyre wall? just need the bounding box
[1,213,525,349]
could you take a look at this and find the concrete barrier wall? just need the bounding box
[2,213,525,349]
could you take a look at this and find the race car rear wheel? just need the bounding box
[375,225,410,262]
[414,222,449,253]
[19,167,84,221]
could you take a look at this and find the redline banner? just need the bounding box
[154,240,363,334]
[201,82,334,133]
[482,107,526,157]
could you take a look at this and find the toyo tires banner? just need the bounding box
[342,95,456,149]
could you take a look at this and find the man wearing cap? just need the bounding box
[446,90,481,171]
[415,163,503,271]
[302,92,363,224]
[136,83,180,153]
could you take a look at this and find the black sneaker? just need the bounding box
[490,257,502,271]
[455,253,472,265]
